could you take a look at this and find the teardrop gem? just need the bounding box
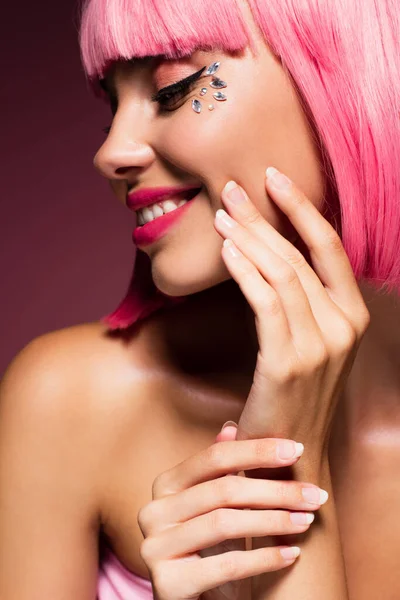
[210,78,227,89]
[192,99,202,113]
[213,92,227,101]
[205,62,220,76]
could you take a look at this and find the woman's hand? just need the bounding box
[214,168,371,452]
[137,431,328,600]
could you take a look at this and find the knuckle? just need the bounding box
[139,537,156,564]
[260,292,282,317]
[242,210,264,227]
[137,505,151,531]
[359,307,371,333]
[284,249,307,269]
[205,443,226,471]
[216,476,238,505]
[275,481,292,502]
[272,359,300,383]
[265,510,283,531]
[209,508,232,535]
[321,229,343,252]
[151,472,171,499]
[332,321,357,352]
[310,343,329,369]
[291,190,307,206]
[137,500,163,535]
[219,552,240,580]
[253,438,271,462]
[272,265,298,286]
[152,565,170,595]
[240,263,258,282]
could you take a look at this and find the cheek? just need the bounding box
[156,69,325,241]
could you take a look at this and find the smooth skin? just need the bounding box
[1,2,400,598]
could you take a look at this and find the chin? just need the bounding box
[150,253,231,297]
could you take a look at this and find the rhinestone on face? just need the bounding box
[199,88,208,96]
[192,99,202,113]
[213,92,227,101]
[205,62,220,76]
[208,104,215,111]
[210,77,227,89]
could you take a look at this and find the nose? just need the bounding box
[93,120,156,181]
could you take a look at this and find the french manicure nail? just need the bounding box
[280,546,301,561]
[277,441,304,460]
[266,167,292,190]
[221,420,238,431]
[302,487,329,505]
[290,512,315,525]
[216,209,235,228]
[224,181,247,204]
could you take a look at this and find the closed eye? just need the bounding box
[151,66,207,110]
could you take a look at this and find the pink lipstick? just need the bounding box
[132,188,202,247]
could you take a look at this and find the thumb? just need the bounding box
[215,420,238,443]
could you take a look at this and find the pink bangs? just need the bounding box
[79,0,254,83]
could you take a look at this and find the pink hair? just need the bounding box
[79,0,400,331]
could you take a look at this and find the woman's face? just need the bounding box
[94,17,327,297]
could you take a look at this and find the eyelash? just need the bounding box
[102,65,207,134]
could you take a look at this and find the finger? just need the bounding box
[214,210,324,352]
[265,167,368,335]
[148,509,314,560]
[157,477,327,527]
[215,424,238,443]
[160,545,300,597]
[220,181,360,348]
[152,438,304,498]
[217,236,293,355]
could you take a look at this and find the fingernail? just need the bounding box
[224,181,247,204]
[290,512,315,525]
[302,487,329,505]
[280,546,301,561]
[277,441,304,460]
[266,167,292,190]
[221,420,238,431]
[216,209,236,228]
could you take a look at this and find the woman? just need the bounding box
[0,0,398,598]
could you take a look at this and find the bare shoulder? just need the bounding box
[1,321,148,457]
[0,321,147,598]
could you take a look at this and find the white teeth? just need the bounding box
[152,204,164,218]
[137,198,189,226]
[162,200,180,213]
[143,207,155,223]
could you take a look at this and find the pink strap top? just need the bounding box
[97,545,153,599]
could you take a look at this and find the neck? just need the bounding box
[341,280,400,434]
[144,278,259,380]
[143,279,400,414]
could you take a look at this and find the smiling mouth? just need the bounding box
[136,188,202,227]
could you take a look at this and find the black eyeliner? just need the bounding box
[151,66,207,102]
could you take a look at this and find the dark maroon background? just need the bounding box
[1,0,135,376]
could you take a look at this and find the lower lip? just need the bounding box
[132,191,201,247]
